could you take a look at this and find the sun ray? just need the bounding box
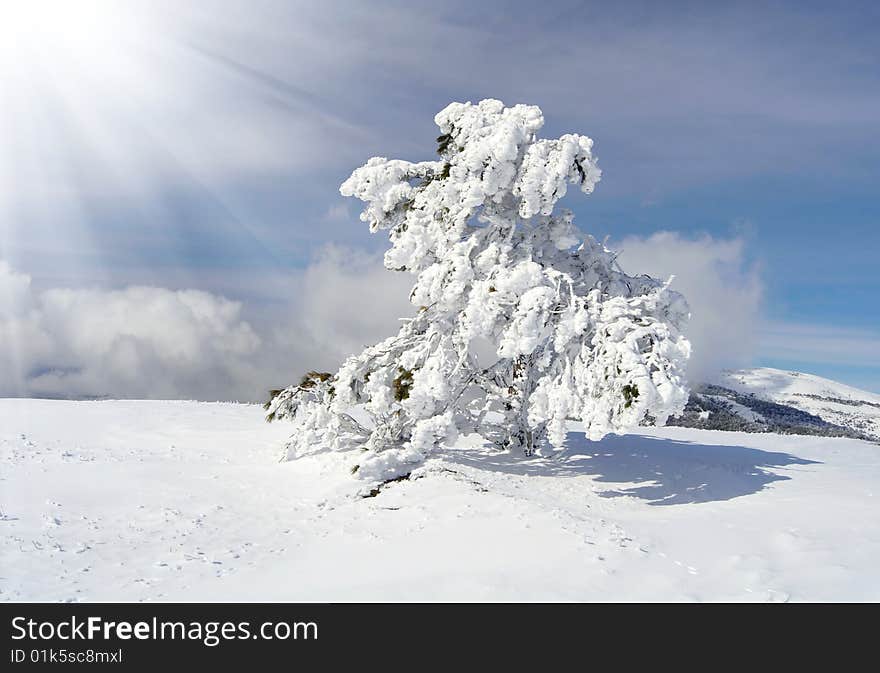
[0,0,302,296]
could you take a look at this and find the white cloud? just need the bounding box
[323,202,351,223]
[2,236,770,400]
[249,245,417,393]
[1,262,263,400]
[0,250,413,401]
[3,232,777,400]
[614,232,763,384]
[0,261,33,316]
[297,246,413,359]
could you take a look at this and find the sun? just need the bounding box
[0,0,126,57]
[0,1,282,289]
[0,0,157,107]
[0,0,163,269]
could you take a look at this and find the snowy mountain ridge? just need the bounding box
[668,367,880,443]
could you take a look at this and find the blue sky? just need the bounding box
[0,0,878,398]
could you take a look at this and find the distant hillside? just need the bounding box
[667,368,880,443]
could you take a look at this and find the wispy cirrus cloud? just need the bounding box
[758,322,880,368]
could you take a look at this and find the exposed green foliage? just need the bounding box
[436,133,453,155]
[264,372,335,422]
[393,366,414,401]
[623,383,640,408]
[299,371,333,388]
[263,388,284,411]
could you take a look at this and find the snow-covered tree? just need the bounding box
[267,99,691,481]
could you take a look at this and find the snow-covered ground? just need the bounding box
[2,395,879,602]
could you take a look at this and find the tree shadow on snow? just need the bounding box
[439,432,821,506]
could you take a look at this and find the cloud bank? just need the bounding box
[0,261,263,400]
[8,234,880,399]
[614,232,763,384]
[0,251,412,401]
[2,232,769,400]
